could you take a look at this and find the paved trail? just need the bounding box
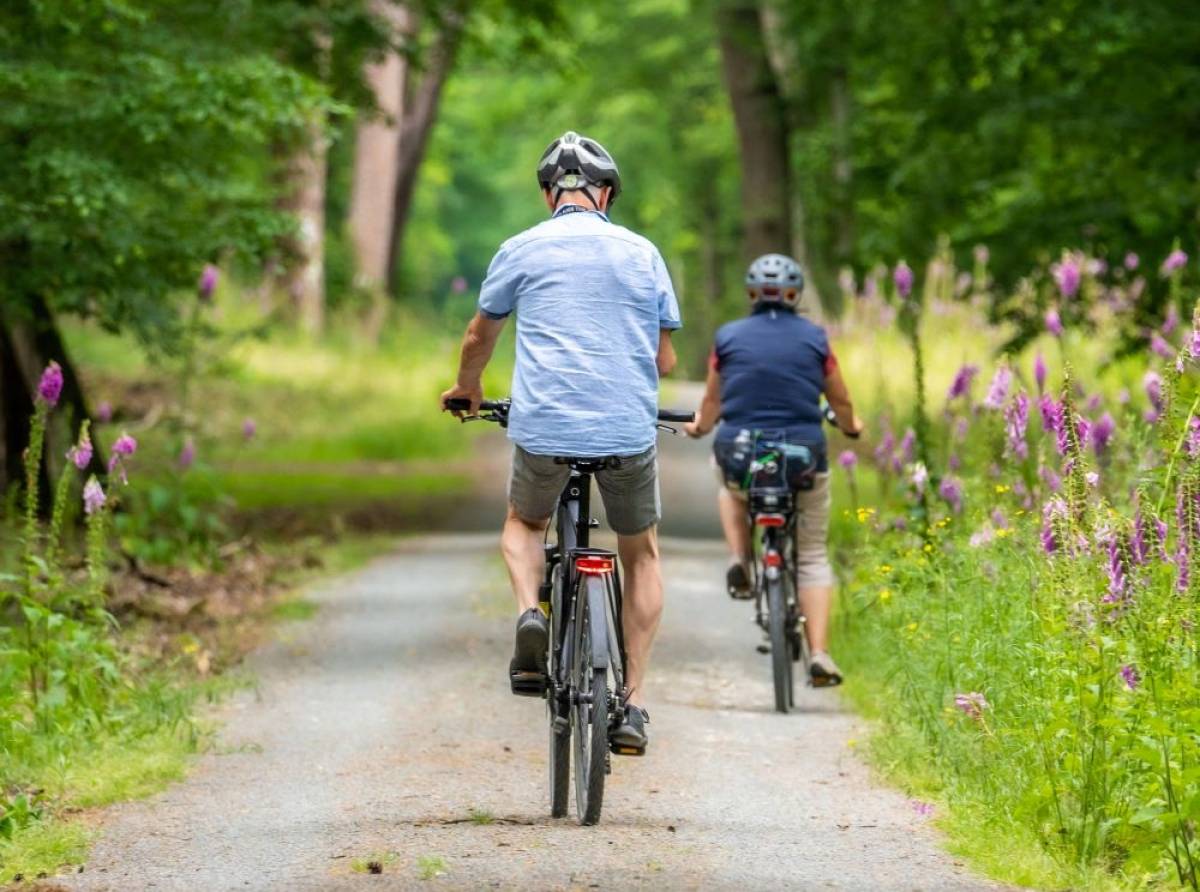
[60,530,1005,891]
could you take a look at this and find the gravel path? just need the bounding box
[58,531,1005,891]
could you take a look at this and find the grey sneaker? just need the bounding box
[611,704,649,753]
[809,651,843,688]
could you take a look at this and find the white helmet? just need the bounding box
[537,131,622,208]
[746,253,805,309]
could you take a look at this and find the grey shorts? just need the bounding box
[509,445,660,536]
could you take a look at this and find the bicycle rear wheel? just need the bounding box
[766,575,793,713]
[571,576,610,825]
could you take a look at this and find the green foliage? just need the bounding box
[0,0,387,344]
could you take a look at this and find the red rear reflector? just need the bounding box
[756,514,786,527]
[764,552,784,568]
[576,556,614,575]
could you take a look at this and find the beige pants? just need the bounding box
[717,466,834,587]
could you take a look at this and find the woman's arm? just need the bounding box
[823,365,864,436]
[684,363,722,438]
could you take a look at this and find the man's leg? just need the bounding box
[500,506,548,613]
[616,527,663,709]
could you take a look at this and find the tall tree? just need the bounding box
[348,2,414,294]
[716,0,794,265]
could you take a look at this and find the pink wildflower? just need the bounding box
[67,430,93,470]
[1162,249,1188,275]
[83,477,106,515]
[38,361,63,407]
[1045,308,1064,337]
[893,261,914,299]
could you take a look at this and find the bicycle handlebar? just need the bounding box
[443,397,695,425]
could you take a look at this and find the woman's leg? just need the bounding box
[718,487,751,566]
[794,473,835,653]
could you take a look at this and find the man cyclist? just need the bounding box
[684,254,862,687]
[440,131,681,752]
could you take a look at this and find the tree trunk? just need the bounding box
[0,293,105,497]
[278,117,329,335]
[716,0,793,265]
[348,2,414,294]
[384,12,465,294]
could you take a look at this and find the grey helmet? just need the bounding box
[745,253,805,308]
[537,131,622,208]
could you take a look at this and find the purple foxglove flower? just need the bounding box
[983,365,1012,410]
[1151,332,1174,359]
[1162,249,1188,275]
[199,264,219,301]
[67,430,93,470]
[1045,308,1064,337]
[179,438,196,470]
[991,508,1008,529]
[1124,252,1140,270]
[838,450,857,470]
[893,261,914,299]
[1004,392,1030,458]
[113,433,137,456]
[954,691,989,720]
[1040,464,1062,494]
[1034,352,1047,394]
[1190,326,1200,362]
[38,361,63,407]
[242,418,257,441]
[83,477,106,515]
[938,476,964,513]
[973,244,989,266]
[899,429,915,464]
[1086,471,1100,487]
[910,462,928,494]
[1041,497,1067,553]
[1039,394,1062,440]
[96,400,113,423]
[1103,533,1127,603]
[949,453,962,471]
[1075,416,1091,451]
[1120,664,1140,691]
[1053,258,1081,298]
[1144,370,1164,417]
[946,364,980,401]
[1164,304,1181,335]
[1091,412,1115,454]
[873,429,895,469]
[1187,418,1200,459]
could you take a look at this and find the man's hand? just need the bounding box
[441,382,483,418]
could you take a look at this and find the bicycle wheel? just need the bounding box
[766,574,793,713]
[571,575,610,825]
[547,564,569,818]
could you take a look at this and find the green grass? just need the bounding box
[417,854,447,880]
[219,469,467,511]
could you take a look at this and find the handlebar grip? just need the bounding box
[657,409,695,423]
[444,398,505,412]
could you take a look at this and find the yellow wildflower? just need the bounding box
[994,484,1010,494]
[879,588,893,603]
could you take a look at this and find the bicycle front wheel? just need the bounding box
[571,576,610,825]
[766,574,793,713]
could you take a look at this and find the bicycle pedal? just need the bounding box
[509,670,547,697]
[610,743,645,757]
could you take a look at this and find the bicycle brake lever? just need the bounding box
[655,423,680,435]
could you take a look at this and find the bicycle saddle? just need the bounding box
[554,456,623,472]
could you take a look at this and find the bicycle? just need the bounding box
[445,397,692,825]
[733,406,857,713]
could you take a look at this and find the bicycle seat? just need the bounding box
[554,456,623,472]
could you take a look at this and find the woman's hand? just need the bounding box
[684,420,708,439]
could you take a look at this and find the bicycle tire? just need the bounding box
[547,565,569,818]
[572,576,609,825]
[766,574,792,713]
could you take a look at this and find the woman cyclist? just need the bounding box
[684,254,863,687]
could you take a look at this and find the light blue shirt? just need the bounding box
[478,206,682,457]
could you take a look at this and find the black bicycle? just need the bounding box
[736,405,857,713]
[445,397,692,825]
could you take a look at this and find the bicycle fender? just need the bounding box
[585,576,610,672]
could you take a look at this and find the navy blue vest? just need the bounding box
[713,305,831,450]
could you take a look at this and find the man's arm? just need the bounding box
[684,363,722,439]
[823,365,864,435]
[440,311,507,415]
[657,329,677,377]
